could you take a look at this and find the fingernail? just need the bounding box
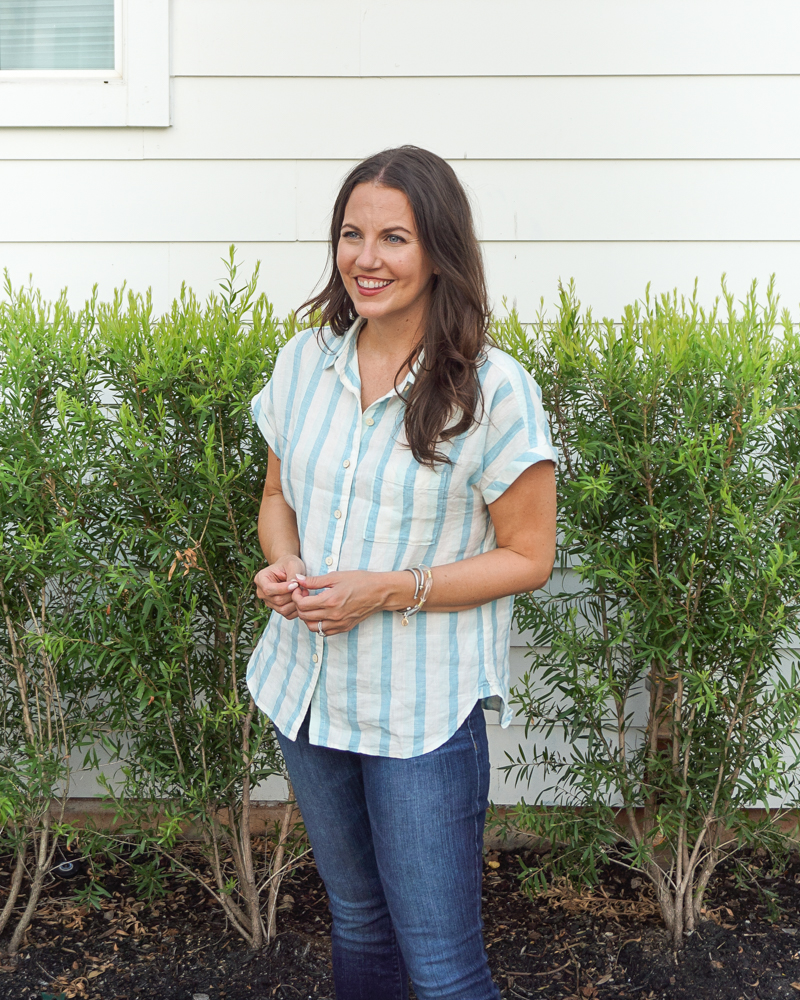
[287,581,298,590]
[295,574,306,580]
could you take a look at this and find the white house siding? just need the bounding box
[2,0,800,803]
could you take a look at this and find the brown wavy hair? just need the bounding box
[300,146,491,466]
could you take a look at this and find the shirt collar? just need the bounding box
[321,316,364,370]
[323,316,423,395]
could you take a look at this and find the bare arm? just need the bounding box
[254,448,305,620]
[258,447,300,564]
[392,458,556,612]
[291,460,557,634]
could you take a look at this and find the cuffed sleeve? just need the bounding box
[479,353,558,505]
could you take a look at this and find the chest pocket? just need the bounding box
[363,465,446,546]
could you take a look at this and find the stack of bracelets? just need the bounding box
[397,564,433,626]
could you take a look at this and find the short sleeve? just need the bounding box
[251,376,281,459]
[479,356,558,505]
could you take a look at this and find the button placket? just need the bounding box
[321,403,362,577]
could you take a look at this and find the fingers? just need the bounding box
[253,560,311,621]
[292,592,334,614]
[267,593,295,609]
[255,586,298,619]
[256,583,295,603]
[303,617,347,636]
[271,601,299,620]
[258,564,288,583]
[255,570,294,597]
[294,573,334,591]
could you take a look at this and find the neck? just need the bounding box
[358,307,427,364]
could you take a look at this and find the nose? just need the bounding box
[355,237,381,271]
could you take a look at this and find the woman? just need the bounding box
[250,146,557,1000]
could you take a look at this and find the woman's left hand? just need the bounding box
[290,570,394,637]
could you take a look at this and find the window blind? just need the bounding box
[0,0,114,70]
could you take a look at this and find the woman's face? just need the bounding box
[337,182,436,330]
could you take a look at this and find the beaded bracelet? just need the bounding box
[398,563,433,626]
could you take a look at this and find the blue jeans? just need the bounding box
[275,701,501,1000]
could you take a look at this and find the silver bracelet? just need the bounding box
[397,564,433,626]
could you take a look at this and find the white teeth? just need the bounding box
[357,278,392,289]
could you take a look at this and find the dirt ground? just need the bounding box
[1,845,799,1000]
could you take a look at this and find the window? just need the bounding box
[0,0,116,71]
[0,0,168,126]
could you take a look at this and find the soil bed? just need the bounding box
[1,846,799,999]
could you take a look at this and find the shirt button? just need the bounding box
[325,556,333,566]
[365,417,374,426]
[312,654,319,663]
[334,509,342,519]
[343,459,350,468]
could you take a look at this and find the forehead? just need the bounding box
[343,183,414,227]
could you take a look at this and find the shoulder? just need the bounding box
[271,326,344,378]
[474,347,558,465]
[275,326,322,366]
[479,345,543,403]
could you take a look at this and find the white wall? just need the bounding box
[4,0,800,803]
[2,1,800,321]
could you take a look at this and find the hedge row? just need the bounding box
[2,260,800,949]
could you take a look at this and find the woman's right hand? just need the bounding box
[254,555,307,620]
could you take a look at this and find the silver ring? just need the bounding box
[317,620,325,638]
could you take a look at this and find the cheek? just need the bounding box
[398,254,432,290]
[336,243,356,277]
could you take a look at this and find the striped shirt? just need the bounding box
[247,317,557,758]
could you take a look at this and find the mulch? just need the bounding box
[1,843,799,999]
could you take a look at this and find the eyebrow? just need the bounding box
[340,222,414,235]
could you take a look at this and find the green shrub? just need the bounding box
[4,262,800,953]
[496,280,800,946]
[0,278,110,953]
[0,252,294,951]
[89,252,298,948]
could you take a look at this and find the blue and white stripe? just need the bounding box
[247,318,557,758]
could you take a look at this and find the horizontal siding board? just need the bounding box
[0,126,145,159]
[0,242,328,317]
[166,240,329,314]
[297,158,800,244]
[172,0,800,77]
[480,240,800,325]
[360,1,800,79]
[4,76,800,160]
[1,242,174,308]
[5,159,800,242]
[2,240,799,324]
[172,0,364,79]
[0,160,297,241]
[446,160,800,243]
[140,77,800,162]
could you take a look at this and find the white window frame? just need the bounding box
[0,0,169,126]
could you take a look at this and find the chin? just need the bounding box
[354,299,395,319]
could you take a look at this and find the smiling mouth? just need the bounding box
[356,277,393,290]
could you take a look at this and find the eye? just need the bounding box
[386,234,406,245]
[341,230,361,240]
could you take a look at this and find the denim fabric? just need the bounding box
[275,700,501,1000]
